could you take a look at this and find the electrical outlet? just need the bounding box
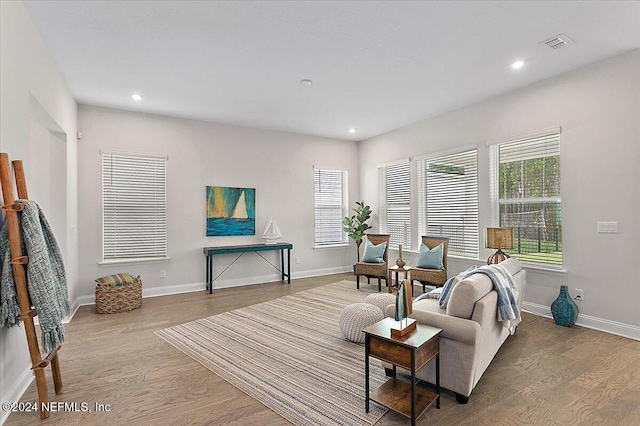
[575,288,584,301]
[160,269,166,278]
[233,263,238,269]
[295,256,301,264]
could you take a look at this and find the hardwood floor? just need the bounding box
[6,274,640,425]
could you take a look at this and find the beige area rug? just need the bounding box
[156,280,389,426]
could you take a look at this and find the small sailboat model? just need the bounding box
[262,216,283,244]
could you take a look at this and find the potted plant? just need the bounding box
[342,201,372,262]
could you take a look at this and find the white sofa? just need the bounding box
[384,258,526,403]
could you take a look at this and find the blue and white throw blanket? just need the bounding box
[434,264,520,334]
[467,264,521,334]
[0,200,71,352]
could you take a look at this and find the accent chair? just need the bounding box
[410,235,449,294]
[354,233,390,291]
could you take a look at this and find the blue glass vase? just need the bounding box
[551,285,579,327]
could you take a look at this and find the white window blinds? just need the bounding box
[102,151,168,261]
[417,149,479,258]
[490,132,562,265]
[378,161,411,248]
[314,168,348,245]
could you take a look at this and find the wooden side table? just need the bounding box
[388,265,412,294]
[364,317,441,426]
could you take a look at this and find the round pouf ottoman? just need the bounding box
[339,303,384,343]
[364,293,396,315]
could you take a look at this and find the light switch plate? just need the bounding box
[597,221,618,233]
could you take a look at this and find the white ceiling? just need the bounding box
[23,1,640,141]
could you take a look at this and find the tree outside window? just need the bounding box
[493,133,562,265]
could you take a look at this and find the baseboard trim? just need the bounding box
[75,294,95,307]
[143,282,204,298]
[210,266,352,290]
[522,301,640,341]
[34,296,82,326]
[292,265,353,279]
[0,367,34,426]
[73,265,354,306]
[63,298,81,323]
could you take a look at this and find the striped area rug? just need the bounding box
[156,280,389,426]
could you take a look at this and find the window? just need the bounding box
[102,151,168,262]
[378,160,411,248]
[417,149,479,258]
[313,168,348,246]
[490,131,562,266]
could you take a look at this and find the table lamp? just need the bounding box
[485,227,513,265]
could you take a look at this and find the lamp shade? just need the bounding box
[485,227,513,249]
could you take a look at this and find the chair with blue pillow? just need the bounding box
[410,235,449,294]
[354,233,390,291]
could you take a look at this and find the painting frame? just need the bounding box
[206,186,256,236]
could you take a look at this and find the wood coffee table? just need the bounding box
[363,317,442,426]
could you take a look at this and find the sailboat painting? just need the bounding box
[206,186,255,236]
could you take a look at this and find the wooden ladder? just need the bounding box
[0,153,64,420]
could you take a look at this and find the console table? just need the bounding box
[203,242,293,294]
[364,317,441,426]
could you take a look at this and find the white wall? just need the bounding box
[77,105,359,301]
[0,1,78,421]
[360,49,640,338]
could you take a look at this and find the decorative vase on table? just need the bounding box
[396,244,406,268]
[551,285,579,327]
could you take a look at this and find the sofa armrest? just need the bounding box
[385,305,481,345]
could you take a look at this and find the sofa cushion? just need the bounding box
[438,265,477,309]
[386,298,446,317]
[414,298,447,314]
[426,287,443,299]
[446,275,493,319]
[496,258,521,277]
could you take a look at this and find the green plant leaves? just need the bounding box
[343,200,372,251]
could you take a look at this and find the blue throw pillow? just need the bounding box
[362,240,386,263]
[417,243,444,269]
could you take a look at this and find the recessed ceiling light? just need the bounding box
[511,60,525,70]
[300,79,313,86]
[131,93,143,101]
[349,128,356,134]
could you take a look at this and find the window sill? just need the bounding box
[99,257,170,266]
[386,250,566,275]
[400,250,478,260]
[313,243,349,250]
[446,255,566,275]
[518,261,567,276]
[403,253,566,274]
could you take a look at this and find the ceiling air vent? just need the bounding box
[540,34,574,50]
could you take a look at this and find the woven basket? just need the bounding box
[95,280,142,314]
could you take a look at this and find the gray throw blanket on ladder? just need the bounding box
[0,200,71,352]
